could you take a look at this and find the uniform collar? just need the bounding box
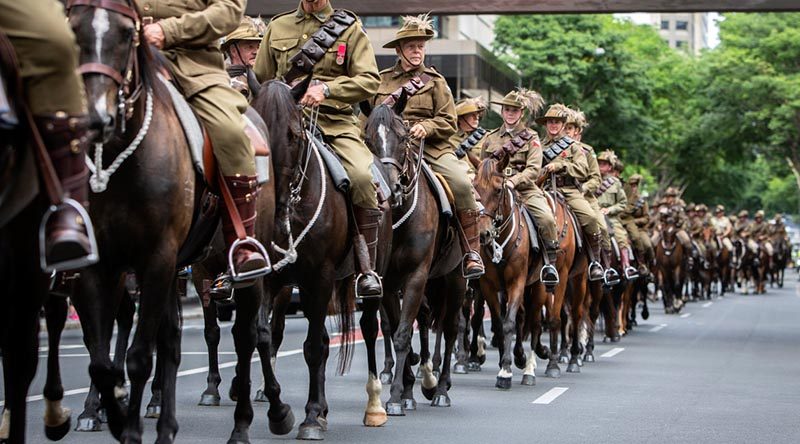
[295,1,334,23]
[501,120,526,137]
[542,131,566,145]
[392,60,426,78]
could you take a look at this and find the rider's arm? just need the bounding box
[159,0,245,49]
[509,135,542,190]
[605,182,628,217]
[560,145,589,181]
[416,77,457,143]
[324,21,381,104]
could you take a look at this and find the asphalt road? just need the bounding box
[3,272,800,443]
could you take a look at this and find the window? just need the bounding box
[675,40,687,48]
[676,20,689,30]
[362,16,400,28]
[660,20,669,30]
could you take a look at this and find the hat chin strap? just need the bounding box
[399,48,422,70]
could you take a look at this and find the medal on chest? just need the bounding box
[336,44,346,65]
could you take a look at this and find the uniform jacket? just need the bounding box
[711,215,733,236]
[541,135,589,187]
[579,142,601,197]
[746,220,770,238]
[479,122,542,192]
[139,0,244,97]
[254,1,380,136]
[596,175,627,218]
[623,190,650,228]
[371,62,456,159]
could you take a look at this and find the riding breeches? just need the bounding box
[720,237,734,252]
[748,239,773,256]
[0,0,86,115]
[609,218,630,250]
[561,187,601,236]
[587,195,611,250]
[625,222,654,255]
[424,151,478,211]
[652,229,692,250]
[519,187,558,243]
[188,84,256,177]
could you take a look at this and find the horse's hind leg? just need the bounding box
[154,287,182,444]
[379,302,396,384]
[198,282,222,407]
[360,297,388,427]
[431,274,466,406]
[467,290,486,371]
[226,286,260,444]
[43,295,72,440]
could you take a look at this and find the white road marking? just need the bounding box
[649,324,668,332]
[600,347,625,358]
[532,387,569,405]
[680,313,692,318]
[702,302,713,308]
[40,352,242,358]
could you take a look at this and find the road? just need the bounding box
[3,273,800,443]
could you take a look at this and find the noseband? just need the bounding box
[67,0,144,126]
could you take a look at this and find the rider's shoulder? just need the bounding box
[267,10,296,26]
[423,66,445,79]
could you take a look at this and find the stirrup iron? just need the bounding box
[354,271,383,300]
[540,264,560,287]
[39,198,99,273]
[228,236,272,282]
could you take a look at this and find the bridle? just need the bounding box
[67,0,144,129]
[479,169,519,264]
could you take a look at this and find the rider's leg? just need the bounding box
[327,132,382,297]
[2,1,95,269]
[612,220,636,278]
[523,189,559,285]
[426,152,484,278]
[190,84,267,283]
[563,189,604,281]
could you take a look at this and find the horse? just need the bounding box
[716,237,733,295]
[770,235,788,289]
[0,29,73,444]
[361,101,466,414]
[655,221,686,314]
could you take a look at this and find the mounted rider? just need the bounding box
[770,213,788,242]
[255,0,385,296]
[222,16,266,101]
[695,204,717,261]
[711,205,735,252]
[595,150,637,279]
[746,210,773,260]
[139,0,268,284]
[451,96,487,180]
[536,104,605,281]
[371,14,485,279]
[479,89,559,285]
[622,174,655,277]
[0,1,97,271]
[652,187,693,254]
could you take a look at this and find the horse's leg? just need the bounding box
[431,328,443,378]
[198,281,222,406]
[42,294,72,440]
[360,296,388,427]
[495,273,525,390]
[226,285,260,444]
[567,277,587,373]
[558,304,571,364]
[546,278,567,378]
[379,303,396,385]
[415,299,431,377]
[145,346,163,419]
[113,291,136,407]
[452,301,469,374]
[153,285,182,444]
[467,290,486,371]
[296,282,333,441]
[431,273,466,407]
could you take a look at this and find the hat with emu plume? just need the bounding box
[535,103,570,126]
[456,96,487,117]
[597,149,618,165]
[566,107,588,131]
[491,88,545,116]
[383,13,436,49]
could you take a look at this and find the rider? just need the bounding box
[140,0,268,283]
[595,150,637,279]
[711,205,735,253]
[536,104,604,281]
[746,210,773,261]
[451,96,488,180]
[371,14,485,279]
[222,16,265,101]
[0,1,96,271]
[771,213,788,242]
[622,174,655,277]
[254,0,384,296]
[696,204,717,262]
[652,187,693,255]
[479,89,559,285]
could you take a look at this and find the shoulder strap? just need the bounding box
[381,74,433,106]
[283,10,357,84]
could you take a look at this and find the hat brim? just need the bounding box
[535,116,567,125]
[382,32,434,49]
[490,100,524,109]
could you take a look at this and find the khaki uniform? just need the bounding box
[139,0,253,176]
[579,142,610,249]
[652,199,692,248]
[0,0,86,115]
[596,175,630,249]
[746,219,773,255]
[689,215,710,257]
[448,129,476,179]
[541,136,601,236]
[480,123,557,242]
[711,215,734,251]
[371,62,476,210]
[622,190,654,258]
[254,2,381,208]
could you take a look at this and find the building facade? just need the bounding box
[639,13,710,54]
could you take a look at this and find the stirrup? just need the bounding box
[210,273,234,301]
[540,264,560,288]
[624,266,639,280]
[588,261,605,282]
[603,267,621,287]
[354,271,383,300]
[461,253,485,280]
[228,237,272,282]
[39,198,99,273]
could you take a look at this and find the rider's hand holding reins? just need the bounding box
[409,123,427,140]
[143,24,165,49]
[300,82,327,108]
[544,162,563,174]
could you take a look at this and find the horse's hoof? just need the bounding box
[478,354,487,365]
[453,364,467,374]
[97,408,107,424]
[602,337,610,343]
[566,363,580,373]
[514,354,527,370]
[610,335,621,343]
[44,416,71,441]
[409,352,421,366]
[296,424,324,441]
[577,356,584,367]
[253,390,268,403]
[466,362,482,372]
[421,385,436,401]
[495,377,512,390]
[402,398,417,411]
[144,405,161,419]
[226,430,250,444]
[558,355,569,365]
[75,416,102,432]
[521,374,536,386]
[363,409,388,427]
[379,371,393,385]
[199,393,221,406]
[584,353,595,363]
[431,394,451,407]
[268,409,295,436]
[545,365,561,378]
[432,370,441,380]
[642,306,650,320]
[631,319,638,327]
[385,402,405,416]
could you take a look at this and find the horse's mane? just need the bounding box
[364,104,406,154]
[475,157,499,191]
[250,80,301,154]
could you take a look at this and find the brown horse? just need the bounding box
[716,237,733,295]
[361,101,466,414]
[655,222,686,313]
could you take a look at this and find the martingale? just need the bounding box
[542,136,574,163]
[283,10,357,84]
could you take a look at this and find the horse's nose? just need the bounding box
[89,113,114,141]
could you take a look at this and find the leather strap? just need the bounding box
[500,129,534,156]
[78,62,125,85]
[381,74,433,107]
[542,136,574,163]
[283,10,357,84]
[218,171,247,241]
[67,0,139,22]
[594,177,616,197]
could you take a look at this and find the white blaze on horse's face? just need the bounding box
[377,123,389,157]
[92,9,110,64]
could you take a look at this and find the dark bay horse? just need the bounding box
[655,222,686,313]
[361,102,466,415]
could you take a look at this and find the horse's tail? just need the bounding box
[335,281,356,376]
[428,279,446,333]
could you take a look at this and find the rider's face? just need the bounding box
[459,112,480,131]
[598,160,612,175]
[546,119,564,137]
[501,106,522,126]
[565,123,581,139]
[398,39,426,67]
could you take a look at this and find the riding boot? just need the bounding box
[353,206,383,298]
[541,240,560,290]
[35,114,98,271]
[457,209,485,279]
[220,175,269,289]
[621,248,638,280]
[636,248,650,277]
[587,232,605,282]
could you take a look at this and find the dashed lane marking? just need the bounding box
[532,387,569,405]
[680,313,692,318]
[649,324,668,332]
[702,302,713,308]
[600,347,625,358]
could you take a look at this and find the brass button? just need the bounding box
[302,34,308,39]
[75,215,84,226]
[70,140,81,154]
[282,46,287,50]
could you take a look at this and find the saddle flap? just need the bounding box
[309,131,350,193]
[433,172,455,205]
[244,114,269,157]
[521,207,540,252]
[157,73,205,177]
[420,160,452,217]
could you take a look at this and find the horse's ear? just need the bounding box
[359,100,373,117]
[392,89,408,115]
[289,75,312,102]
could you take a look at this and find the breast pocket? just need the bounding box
[321,40,348,77]
[407,92,433,119]
[269,38,300,76]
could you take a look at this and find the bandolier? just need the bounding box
[596,150,637,279]
[450,96,488,180]
[622,174,655,276]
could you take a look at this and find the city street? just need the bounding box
[3,274,800,443]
